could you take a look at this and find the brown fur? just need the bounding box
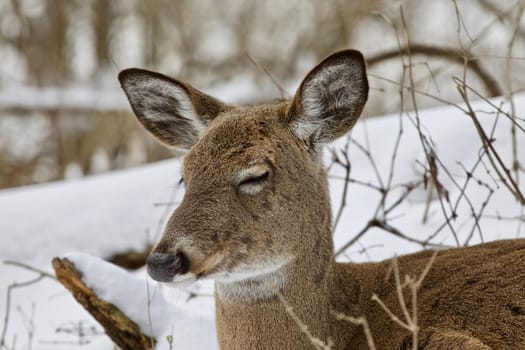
[119,50,525,349]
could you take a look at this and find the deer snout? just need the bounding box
[147,251,189,282]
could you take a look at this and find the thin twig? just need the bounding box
[454,76,525,204]
[277,293,333,350]
[1,276,47,349]
[331,311,376,350]
[504,2,525,189]
[246,53,291,100]
[2,260,56,349]
[3,261,56,279]
[332,138,353,233]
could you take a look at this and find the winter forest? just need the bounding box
[1,0,525,349]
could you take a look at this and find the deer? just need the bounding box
[119,50,525,349]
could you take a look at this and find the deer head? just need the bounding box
[119,50,368,298]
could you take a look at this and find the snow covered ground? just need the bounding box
[1,94,524,349]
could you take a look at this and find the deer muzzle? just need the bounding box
[147,251,189,282]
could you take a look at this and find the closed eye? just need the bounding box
[239,171,269,186]
[237,167,271,194]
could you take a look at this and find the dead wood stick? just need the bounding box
[52,257,155,350]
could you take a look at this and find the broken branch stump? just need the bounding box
[52,257,155,350]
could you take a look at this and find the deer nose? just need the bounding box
[147,251,189,282]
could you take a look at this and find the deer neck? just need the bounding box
[214,227,356,349]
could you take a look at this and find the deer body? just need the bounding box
[217,240,525,350]
[119,50,525,349]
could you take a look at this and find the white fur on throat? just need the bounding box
[215,262,289,303]
[163,262,289,303]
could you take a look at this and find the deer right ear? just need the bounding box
[119,68,230,150]
[286,50,368,149]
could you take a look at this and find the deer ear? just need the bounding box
[286,50,368,148]
[119,68,230,150]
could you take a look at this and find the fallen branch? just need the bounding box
[51,257,155,350]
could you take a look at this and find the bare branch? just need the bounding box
[367,44,502,97]
[277,293,333,350]
[1,261,56,350]
[331,311,376,350]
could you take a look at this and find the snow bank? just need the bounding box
[0,159,185,263]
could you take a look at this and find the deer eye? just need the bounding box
[237,168,270,195]
[240,171,269,186]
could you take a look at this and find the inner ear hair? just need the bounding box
[287,50,369,146]
[119,68,231,149]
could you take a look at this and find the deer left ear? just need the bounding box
[119,68,231,150]
[286,50,368,147]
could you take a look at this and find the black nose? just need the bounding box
[147,251,189,282]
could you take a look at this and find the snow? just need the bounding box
[0,159,184,264]
[1,93,524,349]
